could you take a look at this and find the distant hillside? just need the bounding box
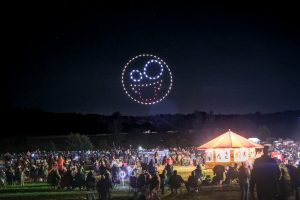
[2,107,300,140]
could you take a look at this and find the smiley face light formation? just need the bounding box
[122,54,173,105]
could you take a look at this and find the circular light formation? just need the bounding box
[122,54,173,105]
[130,69,143,82]
[143,59,164,80]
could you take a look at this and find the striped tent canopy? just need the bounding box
[197,129,263,150]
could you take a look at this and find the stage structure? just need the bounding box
[197,129,263,168]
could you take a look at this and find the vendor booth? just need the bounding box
[197,129,263,168]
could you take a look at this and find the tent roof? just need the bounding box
[197,130,263,150]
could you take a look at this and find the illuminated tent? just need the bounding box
[197,130,263,166]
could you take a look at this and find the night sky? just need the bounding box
[2,1,300,115]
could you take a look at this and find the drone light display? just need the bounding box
[122,54,173,105]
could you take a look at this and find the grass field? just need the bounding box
[0,184,241,200]
[0,166,243,200]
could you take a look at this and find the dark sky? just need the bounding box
[2,1,300,115]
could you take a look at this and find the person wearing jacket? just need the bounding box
[252,146,281,200]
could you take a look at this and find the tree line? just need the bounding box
[1,107,299,152]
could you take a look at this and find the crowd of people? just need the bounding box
[128,160,203,199]
[0,147,204,199]
[205,145,300,200]
[1,145,300,200]
[250,145,300,200]
[271,139,300,163]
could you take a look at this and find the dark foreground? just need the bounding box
[0,183,243,200]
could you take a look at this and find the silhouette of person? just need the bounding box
[251,146,280,200]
